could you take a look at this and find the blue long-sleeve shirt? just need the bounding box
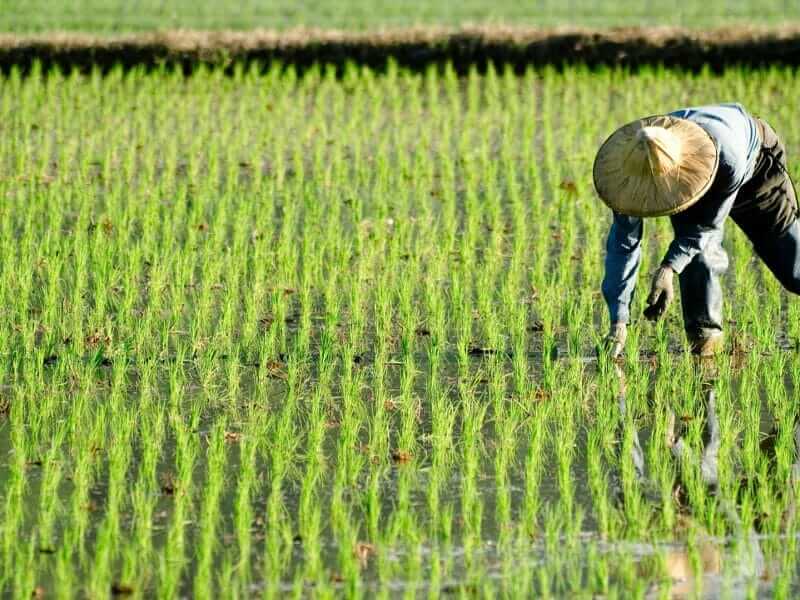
[602,103,762,324]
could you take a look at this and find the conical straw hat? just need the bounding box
[593,115,719,217]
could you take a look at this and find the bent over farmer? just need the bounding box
[594,103,800,356]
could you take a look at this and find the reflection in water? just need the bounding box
[610,364,800,597]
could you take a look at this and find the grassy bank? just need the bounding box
[2,0,795,33]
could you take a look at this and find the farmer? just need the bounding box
[593,103,800,357]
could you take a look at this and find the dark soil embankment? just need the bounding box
[2,26,800,74]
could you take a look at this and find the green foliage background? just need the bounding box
[2,0,796,32]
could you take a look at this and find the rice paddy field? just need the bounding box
[2,0,797,32]
[3,62,800,597]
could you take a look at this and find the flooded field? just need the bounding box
[2,64,800,597]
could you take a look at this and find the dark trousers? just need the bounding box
[678,118,800,341]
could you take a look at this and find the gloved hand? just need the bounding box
[604,322,627,359]
[644,265,675,321]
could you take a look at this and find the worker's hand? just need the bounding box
[644,265,675,321]
[604,322,627,359]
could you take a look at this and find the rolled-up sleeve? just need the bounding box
[602,213,643,324]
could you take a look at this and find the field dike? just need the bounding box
[3,25,800,73]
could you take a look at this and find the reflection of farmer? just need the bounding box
[594,104,799,356]
[611,368,774,595]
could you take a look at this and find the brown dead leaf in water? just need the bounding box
[85,330,111,347]
[32,586,45,599]
[264,360,287,379]
[559,180,579,196]
[354,542,376,568]
[330,572,345,583]
[391,449,412,464]
[532,389,550,402]
[224,431,242,443]
[197,222,209,231]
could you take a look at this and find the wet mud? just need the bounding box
[3,26,800,75]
